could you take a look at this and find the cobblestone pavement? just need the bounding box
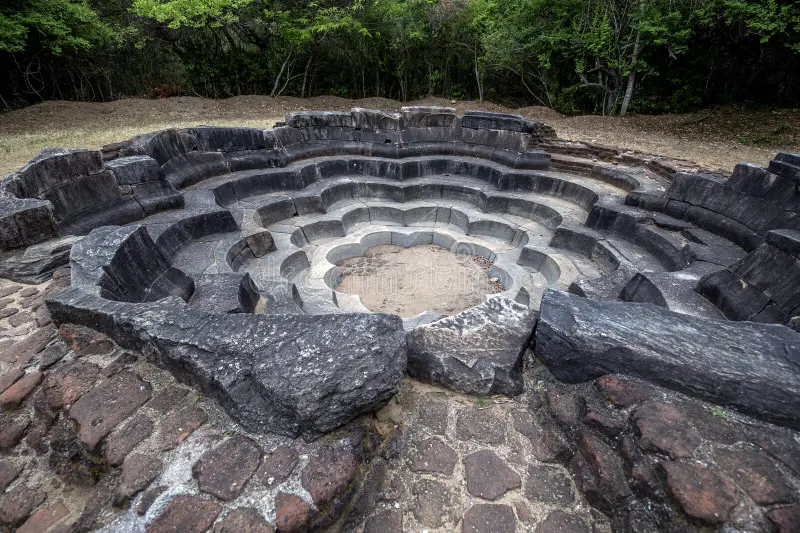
[1,270,799,533]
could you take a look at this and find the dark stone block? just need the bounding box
[190,126,266,152]
[131,180,184,216]
[766,228,800,259]
[618,273,668,308]
[535,289,800,429]
[684,205,764,251]
[47,288,408,441]
[462,110,526,132]
[41,170,121,222]
[401,106,458,128]
[7,148,103,198]
[407,297,536,396]
[106,156,163,185]
[286,111,353,128]
[189,273,259,314]
[60,196,145,236]
[0,197,58,250]
[727,162,800,212]
[163,151,230,189]
[351,108,405,130]
[731,243,800,314]
[224,150,282,172]
[696,268,771,321]
[120,129,197,166]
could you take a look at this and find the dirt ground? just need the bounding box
[1,95,798,177]
[336,245,503,317]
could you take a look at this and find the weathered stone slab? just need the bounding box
[407,297,535,396]
[535,289,800,429]
[48,289,407,441]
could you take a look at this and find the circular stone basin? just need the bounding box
[334,244,504,317]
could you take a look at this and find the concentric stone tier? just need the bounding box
[0,107,796,442]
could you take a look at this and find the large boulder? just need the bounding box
[534,289,800,429]
[47,289,407,441]
[407,297,536,396]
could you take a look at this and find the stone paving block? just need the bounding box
[456,407,507,445]
[274,492,311,533]
[147,495,222,533]
[193,435,262,501]
[464,450,521,500]
[212,507,275,533]
[662,461,739,524]
[158,405,206,451]
[409,437,458,476]
[462,504,517,533]
[68,370,152,448]
[0,485,47,526]
[105,412,154,465]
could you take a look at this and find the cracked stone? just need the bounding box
[17,500,68,533]
[525,464,574,505]
[42,360,100,409]
[115,453,163,507]
[274,492,311,533]
[69,370,152,448]
[456,407,506,445]
[212,508,275,533]
[364,509,402,533]
[595,376,657,408]
[547,388,583,426]
[464,450,521,500]
[535,510,591,533]
[37,342,67,370]
[582,402,625,436]
[0,411,30,449]
[301,445,357,507]
[417,393,449,434]
[0,485,47,526]
[19,287,38,298]
[662,461,739,524]
[9,311,33,328]
[101,351,137,377]
[0,371,42,408]
[714,446,795,505]
[0,367,23,394]
[409,437,457,476]
[412,479,461,528]
[632,402,702,459]
[137,486,168,516]
[512,410,570,462]
[146,386,189,413]
[570,431,631,514]
[462,504,516,533]
[0,285,21,298]
[0,458,23,491]
[256,446,299,487]
[193,435,262,501]
[159,405,206,451]
[147,495,222,533]
[105,413,154,466]
[768,504,800,533]
[3,326,56,365]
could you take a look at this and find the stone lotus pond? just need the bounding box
[0,107,799,532]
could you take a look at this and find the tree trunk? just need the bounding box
[301,46,316,98]
[271,51,291,97]
[474,47,483,102]
[619,30,642,116]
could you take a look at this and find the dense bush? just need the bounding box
[1,0,798,114]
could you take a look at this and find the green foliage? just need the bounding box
[132,0,254,29]
[1,0,800,111]
[0,0,116,55]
